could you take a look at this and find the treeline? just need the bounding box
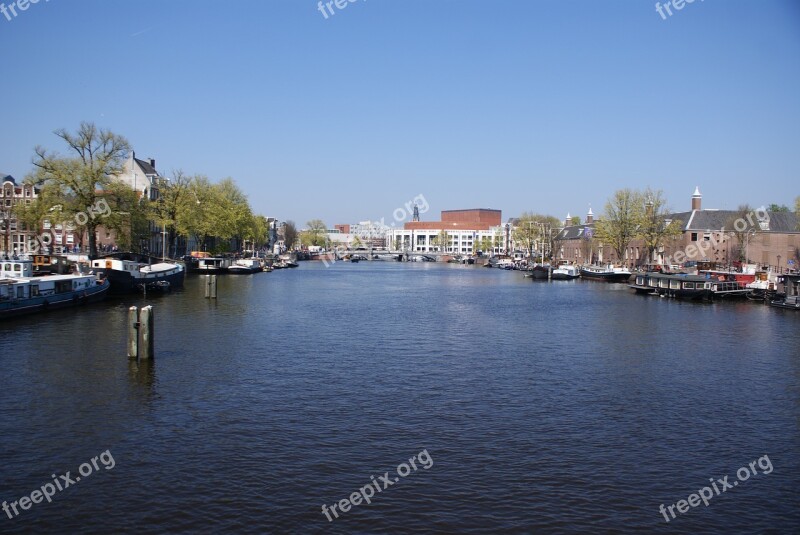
[13,122,268,257]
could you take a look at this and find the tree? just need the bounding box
[580,228,595,264]
[28,122,131,257]
[432,229,449,252]
[305,219,327,247]
[282,220,298,250]
[767,203,789,212]
[639,188,684,265]
[150,170,193,258]
[725,204,757,263]
[351,235,363,249]
[512,213,539,260]
[477,236,493,254]
[595,188,644,265]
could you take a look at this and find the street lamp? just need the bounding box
[777,254,782,274]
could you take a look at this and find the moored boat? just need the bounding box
[551,264,580,280]
[1,258,109,318]
[228,258,263,274]
[183,251,232,274]
[580,264,632,282]
[769,274,800,310]
[90,254,185,293]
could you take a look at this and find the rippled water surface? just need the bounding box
[1,262,798,534]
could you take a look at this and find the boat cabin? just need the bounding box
[1,258,34,279]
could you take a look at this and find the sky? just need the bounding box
[1,0,799,228]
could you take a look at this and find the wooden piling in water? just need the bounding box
[138,305,154,360]
[127,306,138,359]
[210,274,217,299]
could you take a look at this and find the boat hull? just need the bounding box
[92,266,185,293]
[580,269,632,283]
[0,279,110,319]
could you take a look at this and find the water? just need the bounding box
[1,262,798,534]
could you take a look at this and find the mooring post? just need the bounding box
[138,305,154,360]
[210,274,217,299]
[548,265,552,281]
[127,306,138,359]
[205,274,211,298]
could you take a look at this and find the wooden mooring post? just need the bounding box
[205,274,217,299]
[127,305,155,360]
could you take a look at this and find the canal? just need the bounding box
[1,262,798,533]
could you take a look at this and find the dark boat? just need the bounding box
[580,264,632,282]
[769,274,800,310]
[1,258,110,318]
[90,253,185,293]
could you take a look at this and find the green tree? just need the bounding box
[305,219,327,247]
[432,229,449,252]
[639,188,684,265]
[767,203,789,212]
[28,122,131,257]
[150,170,193,258]
[512,213,539,259]
[595,188,644,264]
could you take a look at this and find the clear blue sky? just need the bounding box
[2,0,799,227]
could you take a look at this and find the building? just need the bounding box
[1,174,41,255]
[557,188,800,270]
[388,208,509,254]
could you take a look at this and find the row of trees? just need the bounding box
[14,122,268,257]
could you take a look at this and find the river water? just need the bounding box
[1,261,798,534]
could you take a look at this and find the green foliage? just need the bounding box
[432,229,449,252]
[639,187,683,264]
[767,203,789,212]
[305,219,327,247]
[595,188,644,263]
[513,213,562,260]
[27,122,131,257]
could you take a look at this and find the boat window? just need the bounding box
[17,286,25,298]
[31,285,39,296]
[13,264,21,271]
[684,282,694,289]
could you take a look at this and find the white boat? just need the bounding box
[0,257,109,318]
[228,258,263,274]
[551,265,580,280]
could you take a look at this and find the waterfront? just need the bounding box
[1,262,798,533]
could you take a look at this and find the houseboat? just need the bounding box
[770,274,800,310]
[90,253,185,293]
[580,264,632,282]
[551,264,580,280]
[228,258,263,274]
[183,251,233,274]
[0,258,109,318]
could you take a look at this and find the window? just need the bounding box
[691,233,698,242]
[703,233,711,241]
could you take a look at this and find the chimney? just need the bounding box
[149,158,156,170]
[565,212,571,227]
[586,207,594,224]
[691,186,702,211]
